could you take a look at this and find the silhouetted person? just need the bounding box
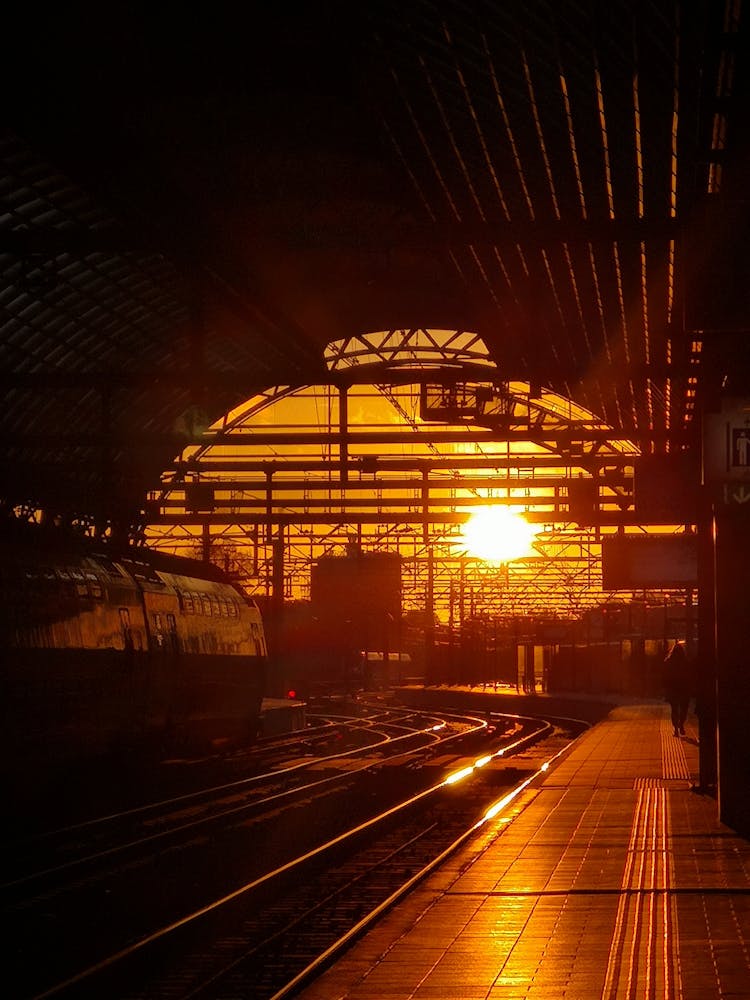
[663,641,691,737]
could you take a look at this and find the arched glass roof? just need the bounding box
[146,329,688,621]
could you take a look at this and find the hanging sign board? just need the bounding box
[704,398,750,507]
[601,535,698,589]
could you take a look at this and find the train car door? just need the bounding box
[119,607,135,657]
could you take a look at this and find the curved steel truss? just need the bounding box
[147,330,691,620]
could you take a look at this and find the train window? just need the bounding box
[210,596,221,616]
[121,560,164,585]
[89,581,103,599]
[200,594,212,616]
[153,612,163,631]
[166,613,177,632]
[183,592,195,614]
[75,582,88,598]
[228,598,238,618]
[94,558,125,579]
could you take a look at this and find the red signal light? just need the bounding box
[287,689,297,700]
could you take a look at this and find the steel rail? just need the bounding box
[4,714,466,892]
[28,713,553,1000]
[270,716,587,1000]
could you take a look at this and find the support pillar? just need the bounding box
[265,524,285,696]
[422,469,434,679]
[265,467,274,544]
[714,509,750,836]
[339,385,349,485]
[700,378,750,834]
[696,500,718,794]
[272,524,285,609]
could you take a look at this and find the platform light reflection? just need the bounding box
[445,765,475,785]
[482,776,536,821]
[479,732,582,826]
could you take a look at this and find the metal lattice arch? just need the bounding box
[145,328,683,622]
[324,329,498,371]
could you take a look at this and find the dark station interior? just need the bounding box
[3,3,750,998]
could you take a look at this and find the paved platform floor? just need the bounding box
[297,704,750,999]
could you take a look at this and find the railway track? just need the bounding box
[2,706,479,890]
[6,706,583,999]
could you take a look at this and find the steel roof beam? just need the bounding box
[0,427,676,447]
[0,361,694,390]
[155,496,629,510]
[158,473,632,492]
[147,511,680,528]
[252,216,680,251]
[0,216,679,256]
[173,457,634,473]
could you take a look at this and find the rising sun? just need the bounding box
[460,507,539,562]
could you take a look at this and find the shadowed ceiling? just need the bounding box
[1,1,748,526]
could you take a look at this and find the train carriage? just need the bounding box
[0,532,266,767]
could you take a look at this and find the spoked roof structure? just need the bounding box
[146,328,683,622]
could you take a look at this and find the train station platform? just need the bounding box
[297,703,750,999]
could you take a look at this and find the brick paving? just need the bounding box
[297,704,750,1000]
